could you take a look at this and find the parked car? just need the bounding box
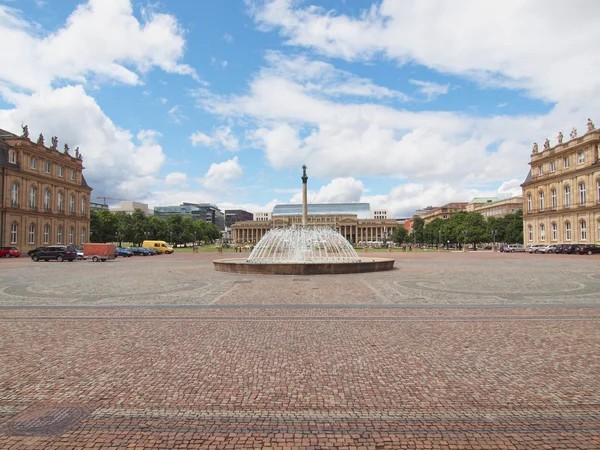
[555,244,567,254]
[561,244,579,254]
[30,245,77,262]
[129,247,152,256]
[538,244,559,254]
[75,246,85,260]
[528,245,545,253]
[115,247,133,257]
[506,244,525,252]
[28,246,46,257]
[575,244,600,255]
[0,246,20,258]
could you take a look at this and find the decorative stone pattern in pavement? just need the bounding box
[0,252,599,448]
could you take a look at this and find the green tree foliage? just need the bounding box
[391,226,409,244]
[411,216,425,244]
[423,218,445,247]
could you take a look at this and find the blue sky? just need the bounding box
[1,0,599,217]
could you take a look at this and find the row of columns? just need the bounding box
[232,227,268,244]
[232,225,396,244]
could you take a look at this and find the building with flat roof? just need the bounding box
[418,202,468,223]
[273,203,371,219]
[0,126,92,251]
[225,209,253,229]
[154,203,225,230]
[110,201,151,215]
[474,196,523,218]
[467,197,499,212]
[254,212,271,221]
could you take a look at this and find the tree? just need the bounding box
[503,209,523,244]
[424,218,444,247]
[464,212,488,248]
[412,216,425,244]
[391,226,409,244]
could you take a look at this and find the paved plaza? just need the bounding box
[0,251,599,449]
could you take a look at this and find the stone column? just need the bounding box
[301,165,308,226]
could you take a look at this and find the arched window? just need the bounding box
[564,185,571,207]
[29,186,37,209]
[44,225,50,244]
[539,191,545,211]
[11,183,18,207]
[57,192,64,212]
[81,227,86,245]
[44,189,51,211]
[551,188,557,209]
[565,221,572,241]
[579,182,586,205]
[57,226,63,244]
[69,195,75,214]
[81,196,86,216]
[551,222,558,241]
[527,225,533,242]
[580,221,587,241]
[69,227,74,244]
[10,223,18,244]
[527,194,532,212]
[28,223,36,244]
[540,224,545,241]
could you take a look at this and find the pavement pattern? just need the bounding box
[0,251,599,449]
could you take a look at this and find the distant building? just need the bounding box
[371,210,388,219]
[154,203,225,230]
[273,203,371,219]
[110,201,151,215]
[467,197,499,212]
[254,212,272,221]
[225,209,253,229]
[521,120,600,245]
[0,126,92,251]
[473,196,523,218]
[418,202,468,223]
[90,202,109,211]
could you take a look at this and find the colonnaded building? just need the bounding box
[521,119,600,245]
[231,203,397,245]
[0,126,92,252]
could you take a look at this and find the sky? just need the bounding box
[1,0,599,218]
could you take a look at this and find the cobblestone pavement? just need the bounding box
[0,252,599,448]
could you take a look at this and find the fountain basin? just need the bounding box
[213,257,395,275]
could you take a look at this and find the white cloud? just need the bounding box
[165,172,188,187]
[0,85,167,200]
[409,79,449,101]
[190,126,240,151]
[251,0,600,103]
[199,157,243,191]
[497,179,523,198]
[0,0,198,91]
[289,177,364,203]
[167,105,186,124]
[223,33,233,43]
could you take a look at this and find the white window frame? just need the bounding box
[81,197,86,216]
[29,186,36,209]
[11,183,18,207]
[551,189,557,210]
[81,228,86,245]
[10,223,17,244]
[45,161,51,173]
[70,169,75,181]
[527,194,532,213]
[540,224,545,241]
[69,195,75,214]
[597,179,600,204]
[564,156,570,169]
[539,191,545,211]
[580,221,587,241]
[44,189,51,211]
[528,225,533,242]
[28,223,35,244]
[69,227,74,245]
[565,222,572,241]
[578,151,585,164]
[9,150,16,164]
[579,183,586,205]
[57,226,63,244]
[58,166,63,177]
[44,225,50,244]
[538,165,543,176]
[550,161,556,172]
[30,157,37,170]
[57,192,64,212]
[552,223,557,241]
[564,185,571,207]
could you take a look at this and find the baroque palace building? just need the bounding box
[0,126,92,252]
[521,119,600,245]
[231,203,398,245]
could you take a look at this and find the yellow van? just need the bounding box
[142,240,174,254]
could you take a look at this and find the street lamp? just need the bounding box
[492,230,497,248]
[438,230,441,249]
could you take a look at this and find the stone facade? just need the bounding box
[419,202,468,223]
[232,214,398,245]
[521,123,600,245]
[473,196,523,218]
[0,128,92,252]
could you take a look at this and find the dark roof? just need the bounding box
[0,139,18,169]
[0,128,18,138]
[522,169,532,185]
[81,173,90,188]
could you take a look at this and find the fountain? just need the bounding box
[213,166,395,275]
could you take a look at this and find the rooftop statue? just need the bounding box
[37,133,44,145]
[543,138,550,150]
[570,127,577,139]
[21,124,29,139]
[587,118,595,132]
[557,131,563,144]
[50,136,58,150]
[75,147,80,158]
[64,143,70,155]
[532,142,538,153]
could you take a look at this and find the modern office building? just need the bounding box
[371,210,388,219]
[521,119,600,245]
[0,126,92,251]
[253,212,272,221]
[154,202,225,230]
[110,201,151,216]
[232,203,397,245]
[225,209,253,229]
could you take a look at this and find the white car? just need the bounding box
[528,245,544,253]
[537,244,558,254]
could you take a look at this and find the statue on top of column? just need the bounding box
[532,142,538,154]
[50,136,58,150]
[37,133,44,145]
[21,124,29,139]
[587,118,595,132]
[302,164,307,178]
[63,143,70,155]
[557,131,563,144]
[75,147,80,159]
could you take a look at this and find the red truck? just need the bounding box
[83,243,116,262]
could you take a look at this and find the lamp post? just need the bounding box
[492,230,497,252]
[462,229,467,252]
[438,230,441,249]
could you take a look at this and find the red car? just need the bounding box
[0,246,21,258]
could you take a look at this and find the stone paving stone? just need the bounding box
[0,252,599,448]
